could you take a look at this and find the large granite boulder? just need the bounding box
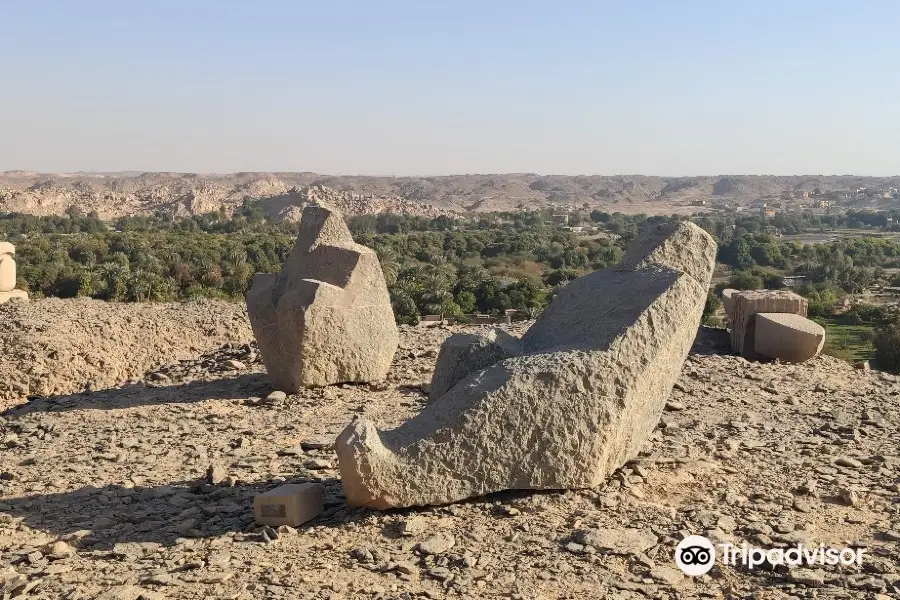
[247,205,398,391]
[336,222,717,508]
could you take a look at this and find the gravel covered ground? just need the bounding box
[0,298,253,407]
[1,318,899,599]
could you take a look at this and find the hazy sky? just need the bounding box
[1,1,898,175]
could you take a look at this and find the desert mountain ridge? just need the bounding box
[2,171,900,220]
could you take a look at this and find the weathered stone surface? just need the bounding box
[0,290,28,305]
[721,288,737,320]
[336,222,716,508]
[247,204,398,390]
[428,329,523,403]
[0,242,19,294]
[729,289,808,359]
[754,312,825,363]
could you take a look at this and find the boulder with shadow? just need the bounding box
[336,221,717,508]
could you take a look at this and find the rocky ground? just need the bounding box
[0,298,253,406]
[1,320,899,599]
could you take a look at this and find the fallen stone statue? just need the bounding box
[247,204,398,391]
[336,221,717,508]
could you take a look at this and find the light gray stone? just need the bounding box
[247,204,398,390]
[428,329,522,402]
[418,533,455,555]
[336,222,716,508]
[0,242,15,293]
[0,242,27,303]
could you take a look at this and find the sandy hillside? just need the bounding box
[4,172,900,220]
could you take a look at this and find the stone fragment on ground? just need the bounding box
[247,204,398,390]
[727,289,809,359]
[336,222,717,508]
[753,312,826,363]
[0,300,897,599]
[254,483,324,527]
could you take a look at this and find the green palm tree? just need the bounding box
[376,248,400,286]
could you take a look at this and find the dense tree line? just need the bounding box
[9,204,900,333]
[1,208,623,324]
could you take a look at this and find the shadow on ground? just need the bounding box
[2,373,273,418]
[0,475,570,550]
[0,477,364,549]
[690,325,732,356]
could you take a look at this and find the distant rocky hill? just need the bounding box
[2,172,899,220]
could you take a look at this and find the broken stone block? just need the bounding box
[0,242,28,303]
[0,290,28,305]
[0,242,14,292]
[753,312,825,363]
[247,204,398,390]
[729,289,808,359]
[336,222,717,508]
[721,288,737,320]
[428,329,523,403]
[253,483,324,527]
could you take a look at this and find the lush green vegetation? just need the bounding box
[10,204,900,371]
[813,317,876,364]
[1,207,625,325]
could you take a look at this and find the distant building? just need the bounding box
[552,214,569,225]
[782,276,808,287]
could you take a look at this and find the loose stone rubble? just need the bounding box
[0,298,252,407]
[247,204,399,391]
[0,318,898,599]
[336,222,717,508]
[0,242,28,305]
[723,288,826,363]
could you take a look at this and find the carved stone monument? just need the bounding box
[0,242,28,304]
[247,205,398,391]
[336,222,717,508]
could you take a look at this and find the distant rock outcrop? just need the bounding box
[247,204,398,391]
[3,172,899,219]
[336,222,716,508]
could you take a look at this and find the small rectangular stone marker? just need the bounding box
[253,483,325,527]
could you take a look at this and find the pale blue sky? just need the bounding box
[1,1,897,175]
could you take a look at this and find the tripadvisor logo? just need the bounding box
[675,536,716,576]
[674,535,866,576]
